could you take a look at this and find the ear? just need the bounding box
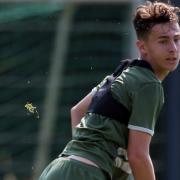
[136,39,147,57]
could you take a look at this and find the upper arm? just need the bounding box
[71,75,111,128]
[128,129,152,159]
[127,130,156,180]
[71,91,94,128]
[71,92,93,113]
[71,75,111,115]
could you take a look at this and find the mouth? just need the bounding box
[166,57,178,63]
[165,57,179,69]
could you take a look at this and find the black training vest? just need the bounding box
[87,59,154,126]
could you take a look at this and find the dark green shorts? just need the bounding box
[39,157,108,180]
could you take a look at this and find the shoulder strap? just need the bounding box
[112,59,132,77]
[112,59,154,77]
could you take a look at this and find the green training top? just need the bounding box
[61,64,164,178]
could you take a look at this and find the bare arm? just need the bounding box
[71,75,110,133]
[71,92,93,129]
[127,130,156,180]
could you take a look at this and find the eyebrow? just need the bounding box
[157,34,180,39]
[158,36,169,39]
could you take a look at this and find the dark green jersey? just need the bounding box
[61,64,164,178]
[112,65,164,136]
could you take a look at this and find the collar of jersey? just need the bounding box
[129,59,154,73]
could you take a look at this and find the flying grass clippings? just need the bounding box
[25,102,40,119]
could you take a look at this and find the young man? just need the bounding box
[39,1,180,180]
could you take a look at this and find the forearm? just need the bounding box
[129,154,156,180]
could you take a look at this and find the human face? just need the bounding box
[137,22,180,80]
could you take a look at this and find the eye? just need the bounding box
[158,40,168,44]
[174,37,180,43]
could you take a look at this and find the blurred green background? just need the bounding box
[0,1,180,180]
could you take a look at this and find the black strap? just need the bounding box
[87,59,153,125]
[113,59,153,77]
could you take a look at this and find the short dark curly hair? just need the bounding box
[133,1,180,39]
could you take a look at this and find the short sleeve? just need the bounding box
[128,83,164,136]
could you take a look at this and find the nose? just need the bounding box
[169,40,178,53]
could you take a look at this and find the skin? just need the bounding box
[71,92,92,129]
[128,22,180,180]
[71,22,180,180]
[137,22,180,81]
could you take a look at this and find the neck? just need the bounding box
[140,57,170,81]
[154,69,170,81]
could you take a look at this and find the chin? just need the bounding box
[168,66,178,72]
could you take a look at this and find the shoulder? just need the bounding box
[112,66,164,100]
[121,66,161,89]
